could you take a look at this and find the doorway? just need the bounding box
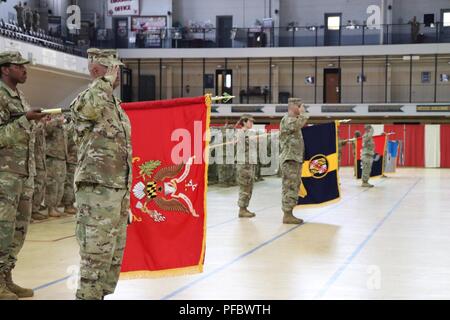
[324,13,342,46]
[216,16,233,48]
[114,18,129,48]
[324,68,341,103]
[121,68,132,102]
[215,69,233,102]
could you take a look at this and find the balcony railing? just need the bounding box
[2,20,450,57]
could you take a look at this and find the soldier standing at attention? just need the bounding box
[70,49,132,300]
[61,118,77,215]
[13,2,24,30]
[361,125,375,188]
[236,114,256,218]
[31,118,48,221]
[0,51,46,300]
[279,98,308,224]
[44,114,67,217]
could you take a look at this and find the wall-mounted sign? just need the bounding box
[421,71,431,83]
[108,0,139,16]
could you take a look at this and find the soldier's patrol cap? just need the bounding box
[240,114,255,122]
[288,98,303,106]
[365,124,373,130]
[0,51,30,66]
[87,48,124,67]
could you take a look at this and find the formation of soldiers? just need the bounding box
[30,115,78,221]
[0,48,380,300]
[14,2,40,32]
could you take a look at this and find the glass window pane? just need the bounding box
[328,16,341,30]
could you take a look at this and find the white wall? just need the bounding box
[173,0,272,28]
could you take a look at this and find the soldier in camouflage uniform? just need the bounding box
[31,120,48,221]
[217,124,236,187]
[23,3,33,32]
[236,114,256,218]
[70,48,132,300]
[361,125,375,188]
[0,51,46,300]
[279,98,308,224]
[61,119,78,215]
[44,115,67,217]
[13,2,25,29]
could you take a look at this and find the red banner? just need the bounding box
[120,96,211,278]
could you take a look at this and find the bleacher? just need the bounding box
[0,19,84,57]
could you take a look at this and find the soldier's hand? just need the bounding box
[25,109,46,121]
[299,103,306,114]
[105,65,120,86]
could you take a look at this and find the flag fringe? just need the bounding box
[120,265,204,280]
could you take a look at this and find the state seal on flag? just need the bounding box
[308,154,329,179]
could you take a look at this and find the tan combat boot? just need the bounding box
[4,271,33,298]
[64,206,77,215]
[283,212,304,225]
[32,212,48,221]
[238,207,256,218]
[0,274,18,300]
[361,182,374,188]
[48,207,61,217]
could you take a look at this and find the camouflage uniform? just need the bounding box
[61,121,77,211]
[217,125,236,187]
[23,6,32,31]
[236,115,256,217]
[14,4,24,29]
[338,139,347,166]
[70,48,131,300]
[361,125,375,185]
[44,116,67,214]
[279,99,308,223]
[31,121,47,216]
[0,52,35,299]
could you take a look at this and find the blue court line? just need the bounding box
[160,180,385,300]
[314,178,421,299]
[33,275,72,291]
[32,179,383,295]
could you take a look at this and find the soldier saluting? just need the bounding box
[70,49,132,300]
[0,51,46,300]
[279,98,308,224]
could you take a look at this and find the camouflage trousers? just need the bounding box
[236,164,255,208]
[45,157,66,209]
[75,183,129,300]
[281,160,302,214]
[32,168,46,213]
[62,163,76,207]
[0,172,33,273]
[362,155,374,183]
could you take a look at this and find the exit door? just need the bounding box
[324,68,341,103]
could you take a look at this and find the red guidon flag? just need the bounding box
[120,96,211,278]
[355,134,387,179]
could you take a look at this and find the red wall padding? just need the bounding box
[440,125,450,168]
[385,124,425,167]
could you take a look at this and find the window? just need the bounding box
[327,16,341,30]
[444,11,450,27]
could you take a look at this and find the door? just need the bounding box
[441,9,450,42]
[139,75,156,101]
[114,18,129,48]
[217,16,233,48]
[215,69,233,102]
[324,13,342,46]
[121,68,132,102]
[324,68,341,103]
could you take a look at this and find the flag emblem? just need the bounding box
[309,154,329,179]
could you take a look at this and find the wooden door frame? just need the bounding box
[323,68,341,103]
